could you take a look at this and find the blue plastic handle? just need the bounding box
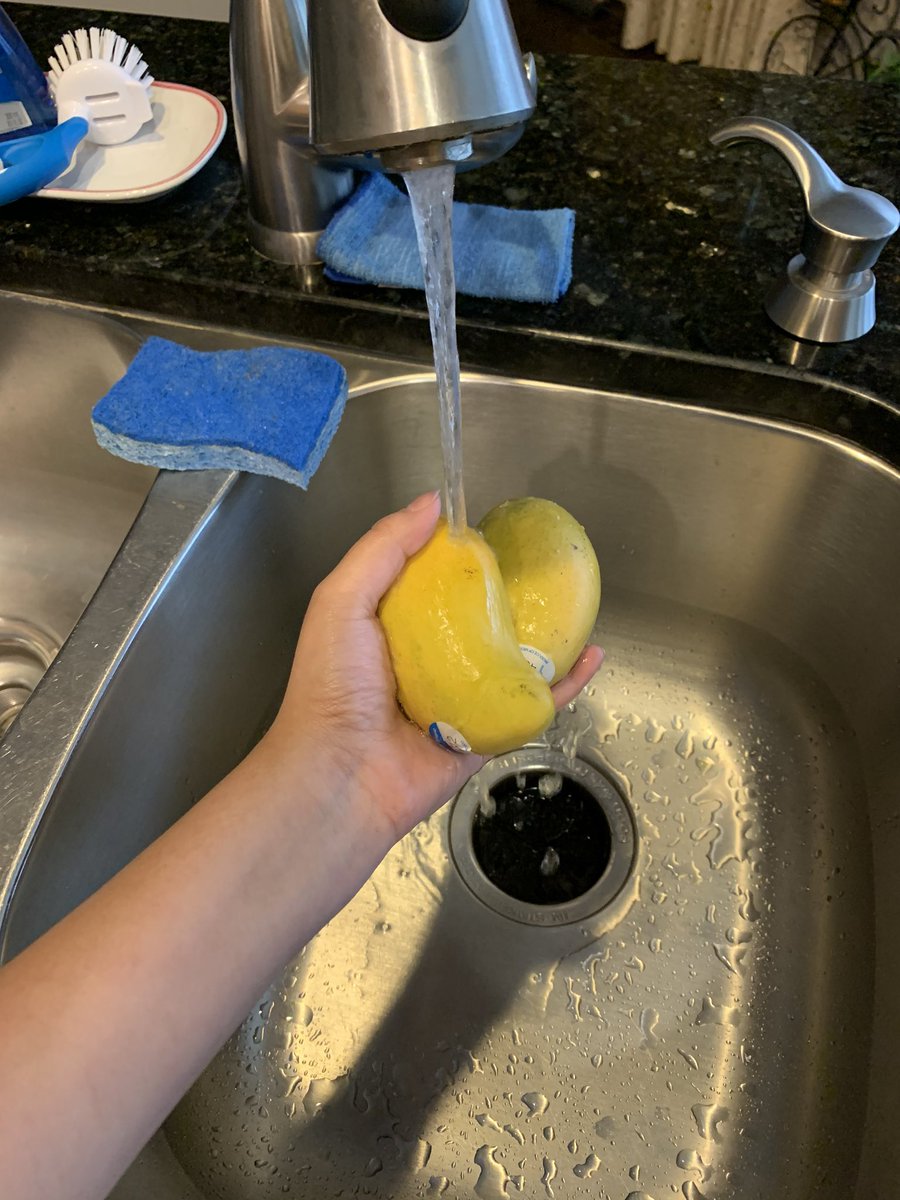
[0,116,88,204]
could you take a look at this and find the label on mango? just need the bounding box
[519,644,556,683]
[428,722,472,754]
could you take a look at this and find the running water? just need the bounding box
[404,164,467,533]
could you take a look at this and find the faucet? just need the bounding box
[710,117,899,344]
[230,0,538,265]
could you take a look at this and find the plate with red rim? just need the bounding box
[38,81,227,202]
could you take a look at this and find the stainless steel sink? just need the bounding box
[0,291,898,1199]
[0,296,155,734]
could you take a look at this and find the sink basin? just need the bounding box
[0,291,898,1199]
[0,296,155,733]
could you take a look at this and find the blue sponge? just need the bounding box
[92,337,348,489]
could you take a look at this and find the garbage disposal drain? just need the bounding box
[450,748,636,927]
[0,618,59,737]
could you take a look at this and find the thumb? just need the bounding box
[327,491,442,614]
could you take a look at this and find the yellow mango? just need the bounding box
[378,521,555,755]
[479,497,601,685]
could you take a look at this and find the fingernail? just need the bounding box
[407,490,440,512]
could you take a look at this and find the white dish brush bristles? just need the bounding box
[48,27,154,147]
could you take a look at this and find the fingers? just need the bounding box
[551,645,605,710]
[324,491,441,615]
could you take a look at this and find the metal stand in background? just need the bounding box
[764,0,900,79]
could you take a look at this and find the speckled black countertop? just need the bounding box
[2,5,899,455]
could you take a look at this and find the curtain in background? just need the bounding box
[621,0,896,74]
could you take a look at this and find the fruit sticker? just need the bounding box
[519,644,556,683]
[428,722,472,754]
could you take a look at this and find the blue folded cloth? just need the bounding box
[318,174,575,304]
[92,337,348,489]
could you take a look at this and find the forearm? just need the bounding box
[0,733,391,1200]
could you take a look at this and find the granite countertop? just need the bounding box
[2,5,898,445]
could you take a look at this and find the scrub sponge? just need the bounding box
[92,337,348,488]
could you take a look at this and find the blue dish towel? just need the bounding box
[318,174,575,304]
[92,337,348,489]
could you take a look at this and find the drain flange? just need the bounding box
[0,618,59,736]
[450,748,636,926]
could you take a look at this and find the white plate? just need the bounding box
[38,82,227,203]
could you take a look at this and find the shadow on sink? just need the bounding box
[0,299,898,1199]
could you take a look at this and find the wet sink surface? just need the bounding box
[168,597,870,1199]
[0,295,897,1199]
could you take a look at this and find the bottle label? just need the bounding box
[428,722,471,754]
[519,644,556,683]
[0,101,31,135]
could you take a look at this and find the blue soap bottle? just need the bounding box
[0,4,56,143]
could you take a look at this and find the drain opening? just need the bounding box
[450,748,636,927]
[472,770,612,905]
[0,618,59,737]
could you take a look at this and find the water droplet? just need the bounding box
[363,1156,383,1177]
[707,815,751,868]
[296,1003,313,1027]
[738,889,762,922]
[677,1048,699,1070]
[541,1156,557,1197]
[476,1113,504,1136]
[682,1184,709,1200]
[696,996,742,1026]
[302,1076,343,1116]
[676,1148,711,1181]
[573,1153,601,1179]
[639,1008,660,1045]
[540,847,560,876]
[428,1177,450,1194]
[676,730,695,759]
[413,1139,433,1170]
[645,719,666,744]
[479,792,497,819]
[538,771,563,799]
[629,1164,641,1182]
[691,1102,730,1141]
[713,942,747,975]
[565,978,583,1021]
[523,1092,549,1117]
[474,1145,511,1200]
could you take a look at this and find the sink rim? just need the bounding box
[4,287,899,470]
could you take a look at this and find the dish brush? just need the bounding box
[48,27,154,146]
[0,26,155,205]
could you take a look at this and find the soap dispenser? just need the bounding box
[0,5,56,143]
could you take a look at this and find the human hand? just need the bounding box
[263,492,604,845]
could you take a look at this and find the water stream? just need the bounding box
[404,164,467,533]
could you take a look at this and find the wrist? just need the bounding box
[249,720,396,881]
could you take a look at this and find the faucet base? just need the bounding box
[247,215,327,267]
[766,254,876,344]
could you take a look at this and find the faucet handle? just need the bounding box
[710,116,899,343]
